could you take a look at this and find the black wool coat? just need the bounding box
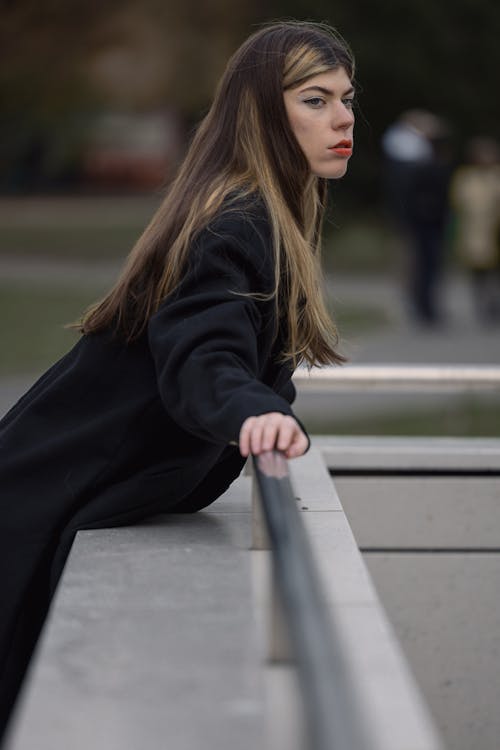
[0,199,307,730]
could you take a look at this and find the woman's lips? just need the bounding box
[329,140,353,157]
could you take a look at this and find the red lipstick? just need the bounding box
[329,139,353,157]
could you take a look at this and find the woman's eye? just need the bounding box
[342,98,355,109]
[304,97,325,108]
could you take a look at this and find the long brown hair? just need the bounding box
[80,21,354,366]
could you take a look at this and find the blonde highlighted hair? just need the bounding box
[80,21,354,366]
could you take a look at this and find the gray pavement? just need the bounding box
[330,272,500,365]
[0,255,120,286]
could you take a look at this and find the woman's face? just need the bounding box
[283,67,355,179]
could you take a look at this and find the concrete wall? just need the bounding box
[333,469,500,750]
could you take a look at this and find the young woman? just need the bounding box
[0,20,355,735]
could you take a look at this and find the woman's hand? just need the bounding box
[238,412,308,459]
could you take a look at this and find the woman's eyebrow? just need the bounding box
[299,85,355,97]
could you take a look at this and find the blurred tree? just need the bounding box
[0,0,127,188]
[261,0,500,134]
[1,0,499,195]
[0,0,254,189]
[82,0,257,113]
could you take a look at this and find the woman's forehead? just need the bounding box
[291,67,353,94]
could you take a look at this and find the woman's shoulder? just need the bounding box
[204,191,271,247]
[192,191,274,280]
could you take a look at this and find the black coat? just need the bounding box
[0,199,306,732]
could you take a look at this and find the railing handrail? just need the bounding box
[252,451,370,750]
[293,364,500,391]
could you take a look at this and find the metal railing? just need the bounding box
[252,451,369,750]
[293,364,500,392]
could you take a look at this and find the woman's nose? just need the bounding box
[332,102,354,130]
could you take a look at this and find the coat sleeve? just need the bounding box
[147,212,300,445]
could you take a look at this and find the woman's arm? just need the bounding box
[148,211,308,453]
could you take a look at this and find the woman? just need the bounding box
[0,20,355,735]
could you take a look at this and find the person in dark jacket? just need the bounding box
[382,110,452,325]
[0,21,355,736]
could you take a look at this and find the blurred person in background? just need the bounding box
[450,136,500,324]
[0,21,355,738]
[382,109,452,326]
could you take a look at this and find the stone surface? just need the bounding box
[364,553,500,750]
[6,508,266,750]
[330,455,500,750]
[314,434,500,471]
[272,449,444,750]
[331,603,446,750]
[287,448,343,511]
[335,476,500,548]
[7,452,444,750]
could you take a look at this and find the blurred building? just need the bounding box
[81,109,183,191]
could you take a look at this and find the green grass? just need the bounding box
[323,216,401,273]
[0,195,159,260]
[0,281,106,375]
[0,225,140,259]
[334,303,391,335]
[305,398,500,438]
[1,276,392,376]
[3,279,498,438]
[0,197,400,271]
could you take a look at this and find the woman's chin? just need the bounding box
[313,162,350,180]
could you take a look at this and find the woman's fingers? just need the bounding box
[284,427,309,458]
[261,417,280,452]
[238,416,253,458]
[239,414,271,457]
[238,413,308,458]
[250,418,266,457]
[276,416,296,452]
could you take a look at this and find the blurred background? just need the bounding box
[1,0,499,435]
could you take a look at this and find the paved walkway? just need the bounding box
[329,272,500,365]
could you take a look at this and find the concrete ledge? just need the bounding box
[313,435,500,472]
[6,450,444,750]
[5,485,267,750]
[283,450,444,750]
